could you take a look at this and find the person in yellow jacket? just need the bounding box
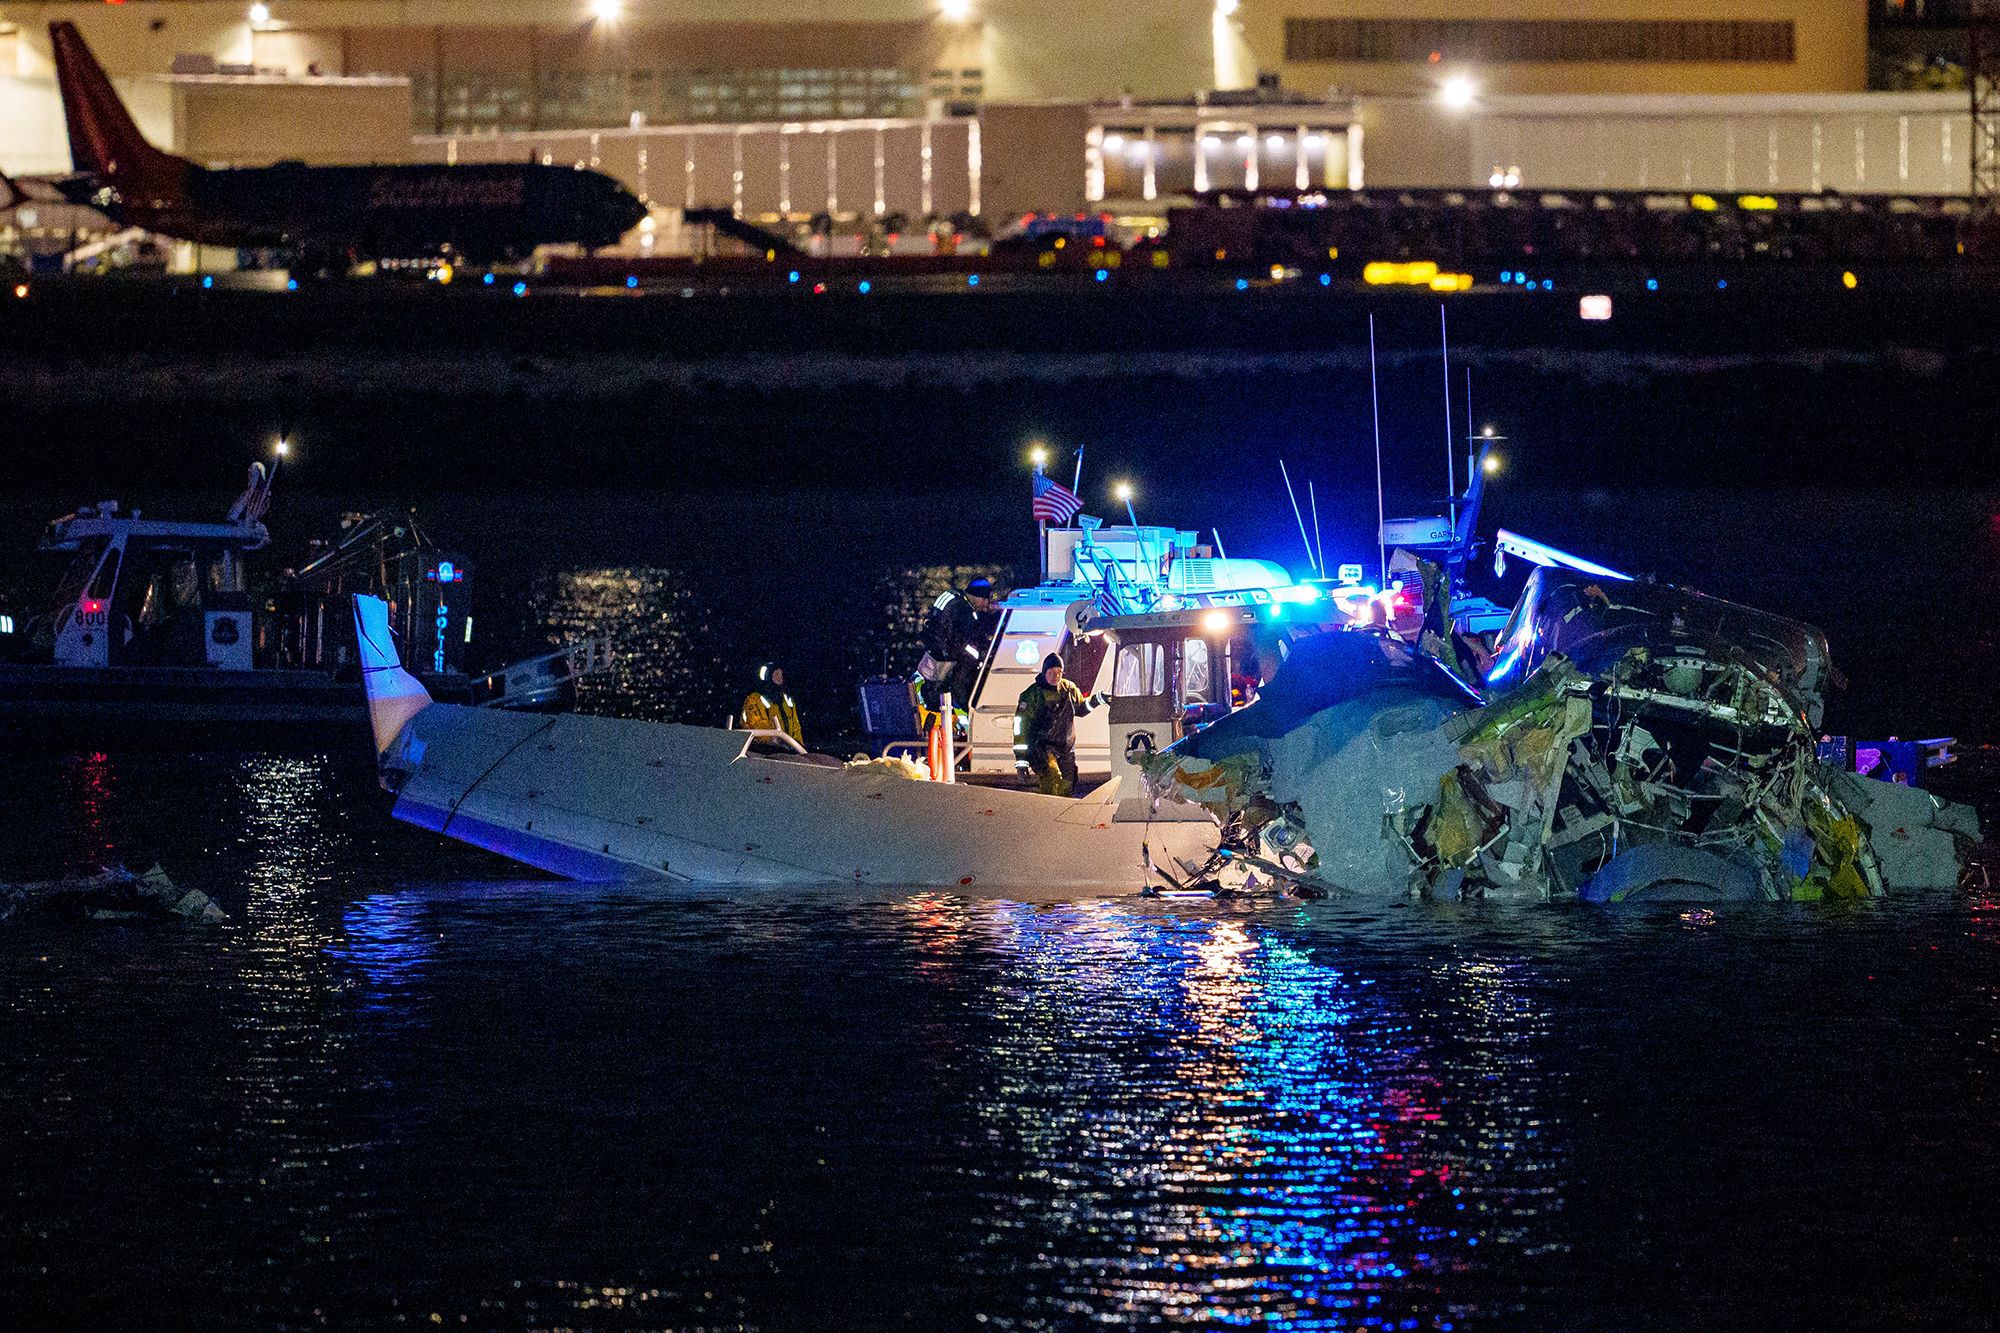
[740,662,804,746]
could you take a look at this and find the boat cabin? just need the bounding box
[38,502,267,671]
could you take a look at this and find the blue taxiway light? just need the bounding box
[859,280,871,293]
[626,275,638,288]
[1318,272,1331,286]
[1235,278,1248,290]
[483,272,495,285]
[1094,269,1108,282]
[1501,270,1512,282]
[1541,278,1552,290]
[201,276,213,289]
[286,278,298,291]
[1717,278,1728,289]
[967,273,980,286]
[1646,277,1659,291]
[512,281,528,296]
[788,270,800,283]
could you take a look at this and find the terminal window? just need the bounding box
[410,65,923,133]
[1284,18,1796,64]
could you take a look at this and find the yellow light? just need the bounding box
[1482,453,1501,476]
[1270,264,1285,280]
[1029,443,1049,466]
[1364,260,1439,286]
[1428,271,1472,292]
[1690,193,1718,211]
[1200,609,1233,635]
[436,263,453,285]
[1841,270,1858,289]
[1737,194,1778,211]
[940,0,974,19]
[1327,246,1338,259]
[11,283,25,299]
[1114,482,1134,501]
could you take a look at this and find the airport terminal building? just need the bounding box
[0,2,1977,254]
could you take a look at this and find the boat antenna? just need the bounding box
[1368,312,1387,585]
[1308,478,1326,576]
[1278,459,1319,576]
[1211,527,1229,560]
[1465,366,1476,500]
[1072,443,1085,496]
[1440,303,1457,529]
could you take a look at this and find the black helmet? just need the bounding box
[967,576,994,597]
[1041,652,1063,673]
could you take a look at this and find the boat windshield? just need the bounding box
[50,538,109,608]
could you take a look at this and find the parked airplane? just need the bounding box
[46,21,647,267]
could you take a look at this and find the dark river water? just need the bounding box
[2,474,1998,1329]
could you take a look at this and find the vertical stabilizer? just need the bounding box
[48,22,187,190]
[354,595,433,756]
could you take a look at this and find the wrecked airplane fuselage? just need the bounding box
[1144,568,1979,904]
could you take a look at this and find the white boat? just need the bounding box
[351,495,1494,888]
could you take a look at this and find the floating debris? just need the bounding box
[1145,567,1981,905]
[0,864,225,924]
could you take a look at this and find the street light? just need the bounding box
[274,438,290,457]
[1029,442,1049,468]
[1439,74,1477,112]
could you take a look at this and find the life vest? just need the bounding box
[740,690,803,744]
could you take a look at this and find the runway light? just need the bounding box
[247,2,270,23]
[1439,75,1477,112]
[1579,293,1613,320]
[1842,270,1858,289]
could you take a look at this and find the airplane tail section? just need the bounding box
[354,595,434,757]
[49,21,189,193]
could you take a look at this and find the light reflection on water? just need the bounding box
[0,760,1995,1328]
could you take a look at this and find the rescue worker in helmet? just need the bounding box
[740,662,804,746]
[1013,652,1104,797]
[919,576,999,712]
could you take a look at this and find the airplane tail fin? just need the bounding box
[48,22,189,190]
[354,595,433,757]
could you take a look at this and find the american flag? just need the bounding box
[1032,471,1083,525]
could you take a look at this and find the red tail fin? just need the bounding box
[48,21,185,190]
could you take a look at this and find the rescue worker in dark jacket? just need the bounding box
[1014,652,1104,796]
[920,576,999,711]
[740,663,804,746]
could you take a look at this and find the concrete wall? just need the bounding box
[171,76,413,166]
[1246,1,1868,99]
[0,0,1867,104]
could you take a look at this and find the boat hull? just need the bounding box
[0,663,365,750]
